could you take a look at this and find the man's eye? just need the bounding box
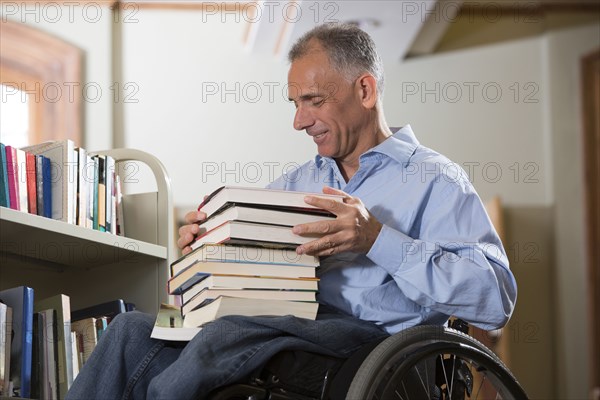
[312,98,325,106]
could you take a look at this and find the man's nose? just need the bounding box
[293,106,314,131]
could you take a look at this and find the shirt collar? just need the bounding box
[314,124,420,168]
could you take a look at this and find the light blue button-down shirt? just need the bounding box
[268,125,517,334]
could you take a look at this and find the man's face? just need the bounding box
[287,47,369,163]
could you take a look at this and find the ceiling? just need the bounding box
[242,0,600,61]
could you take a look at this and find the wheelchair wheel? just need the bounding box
[346,325,527,399]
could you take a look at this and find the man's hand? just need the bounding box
[177,210,207,255]
[292,187,383,256]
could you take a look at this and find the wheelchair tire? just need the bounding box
[346,325,527,399]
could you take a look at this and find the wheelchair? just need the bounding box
[209,319,528,400]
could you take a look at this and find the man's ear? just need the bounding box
[356,74,378,109]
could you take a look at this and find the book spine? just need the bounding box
[105,156,115,234]
[35,155,44,217]
[5,146,18,210]
[98,155,106,232]
[85,154,94,229]
[0,143,9,208]
[42,156,53,219]
[76,148,87,227]
[26,152,37,215]
[92,156,99,230]
[20,287,34,399]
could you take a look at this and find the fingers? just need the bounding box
[184,210,207,224]
[304,194,346,214]
[178,210,208,253]
[296,233,347,256]
[321,186,347,197]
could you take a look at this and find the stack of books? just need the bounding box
[151,186,344,341]
[0,140,125,235]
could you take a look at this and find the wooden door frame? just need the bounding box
[0,20,82,145]
[581,48,600,399]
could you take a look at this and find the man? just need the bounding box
[67,23,516,399]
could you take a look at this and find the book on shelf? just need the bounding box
[0,143,8,208]
[0,303,10,396]
[38,309,59,400]
[75,147,87,227]
[183,296,318,328]
[0,286,34,398]
[191,220,319,251]
[22,139,76,224]
[197,186,344,220]
[169,273,319,296]
[30,312,41,400]
[15,148,28,212]
[171,243,318,277]
[71,318,97,366]
[25,153,37,215]
[97,155,107,232]
[36,155,53,218]
[105,155,115,234]
[5,145,19,211]
[1,305,12,396]
[71,299,126,323]
[34,294,73,398]
[1,141,126,236]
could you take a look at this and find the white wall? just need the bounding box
[120,10,311,206]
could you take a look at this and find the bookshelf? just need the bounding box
[0,149,174,315]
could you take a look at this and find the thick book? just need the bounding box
[22,140,76,223]
[198,204,336,235]
[150,304,200,342]
[172,243,318,277]
[191,220,319,251]
[169,273,319,296]
[180,288,317,316]
[183,296,319,328]
[170,261,316,301]
[0,286,34,398]
[197,186,344,219]
[0,143,9,208]
[34,294,73,398]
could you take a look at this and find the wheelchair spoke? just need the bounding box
[414,364,430,398]
[451,354,457,397]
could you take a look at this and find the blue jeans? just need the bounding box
[66,306,388,399]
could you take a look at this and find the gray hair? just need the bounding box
[288,23,385,98]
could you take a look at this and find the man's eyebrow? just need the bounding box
[288,93,324,102]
